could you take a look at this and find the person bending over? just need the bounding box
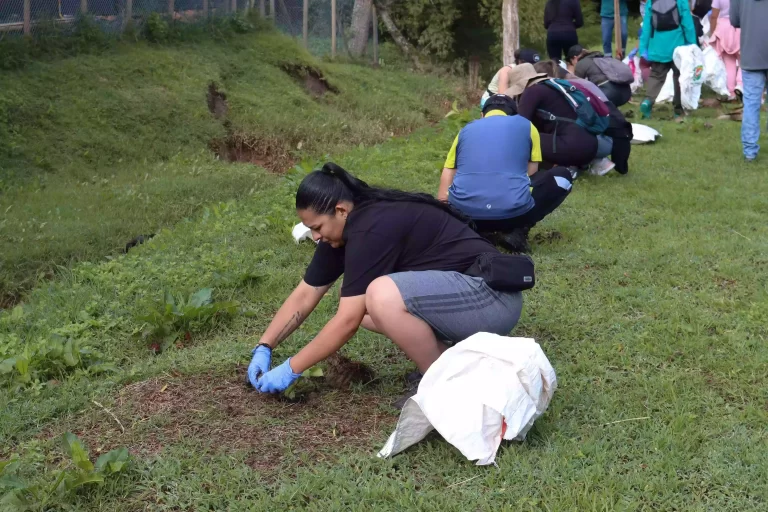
[438,94,574,253]
[247,163,524,405]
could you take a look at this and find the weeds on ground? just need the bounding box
[0,433,129,511]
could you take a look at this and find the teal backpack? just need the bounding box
[537,79,610,136]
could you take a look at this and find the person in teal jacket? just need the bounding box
[639,0,698,119]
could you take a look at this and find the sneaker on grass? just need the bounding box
[589,158,616,176]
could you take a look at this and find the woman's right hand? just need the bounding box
[247,345,272,388]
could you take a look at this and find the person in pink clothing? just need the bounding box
[709,0,743,99]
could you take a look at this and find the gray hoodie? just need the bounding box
[731,0,768,71]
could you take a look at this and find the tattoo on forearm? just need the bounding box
[275,311,302,343]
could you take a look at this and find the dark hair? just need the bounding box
[566,44,587,62]
[482,94,518,116]
[296,162,469,223]
[534,60,568,79]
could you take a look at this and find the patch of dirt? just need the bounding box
[42,370,396,473]
[206,82,229,120]
[325,353,376,389]
[280,63,338,98]
[0,291,22,310]
[531,231,563,245]
[210,133,295,173]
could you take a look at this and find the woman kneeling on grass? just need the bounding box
[247,163,524,403]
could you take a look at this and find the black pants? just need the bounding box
[599,82,632,107]
[547,30,579,61]
[645,61,682,114]
[472,167,573,233]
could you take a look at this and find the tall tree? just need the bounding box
[374,0,425,70]
[501,0,519,65]
[349,0,373,57]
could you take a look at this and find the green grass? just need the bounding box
[0,27,462,300]
[1,98,767,509]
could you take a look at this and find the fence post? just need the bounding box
[302,0,308,48]
[81,0,88,15]
[124,0,133,28]
[270,0,276,21]
[231,0,237,13]
[331,0,336,58]
[23,0,31,36]
[169,0,174,16]
[203,0,208,17]
[259,0,265,16]
[372,4,378,66]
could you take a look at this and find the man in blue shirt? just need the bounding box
[602,0,629,57]
[438,95,574,252]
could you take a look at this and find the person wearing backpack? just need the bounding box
[438,94,574,253]
[567,45,634,106]
[731,0,768,162]
[504,63,601,169]
[639,0,698,119]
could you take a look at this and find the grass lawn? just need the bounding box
[0,26,462,303]
[1,93,767,510]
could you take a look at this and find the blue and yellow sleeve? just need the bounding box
[444,134,459,169]
[529,124,542,163]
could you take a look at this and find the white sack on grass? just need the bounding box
[631,123,662,144]
[702,45,729,97]
[630,55,644,93]
[378,333,557,466]
[292,222,313,243]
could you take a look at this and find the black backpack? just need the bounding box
[692,0,712,18]
[651,0,681,35]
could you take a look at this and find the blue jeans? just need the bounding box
[601,16,628,56]
[742,69,768,159]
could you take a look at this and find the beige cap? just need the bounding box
[503,63,548,97]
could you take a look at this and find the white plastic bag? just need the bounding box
[631,123,662,144]
[291,222,314,243]
[655,70,675,104]
[674,44,706,110]
[629,55,644,93]
[702,45,729,97]
[377,333,557,465]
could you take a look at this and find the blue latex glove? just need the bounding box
[256,358,302,394]
[247,345,272,389]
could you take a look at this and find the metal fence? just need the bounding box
[0,0,372,60]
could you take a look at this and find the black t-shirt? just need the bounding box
[304,200,498,297]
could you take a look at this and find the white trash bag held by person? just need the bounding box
[655,70,675,104]
[702,45,729,97]
[674,44,706,110]
[377,333,557,466]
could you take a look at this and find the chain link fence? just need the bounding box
[1,0,372,60]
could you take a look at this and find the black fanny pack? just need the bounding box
[466,253,535,292]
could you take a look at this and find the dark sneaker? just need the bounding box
[500,228,531,253]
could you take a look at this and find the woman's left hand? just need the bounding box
[255,358,302,393]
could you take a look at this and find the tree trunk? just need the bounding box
[349,0,372,57]
[502,0,520,66]
[374,0,424,71]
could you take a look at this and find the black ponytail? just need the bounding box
[296,163,469,223]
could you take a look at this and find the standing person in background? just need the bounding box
[709,0,742,100]
[544,0,584,61]
[639,0,698,119]
[731,0,768,162]
[601,0,629,57]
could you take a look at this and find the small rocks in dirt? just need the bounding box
[532,231,563,244]
[325,353,375,389]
